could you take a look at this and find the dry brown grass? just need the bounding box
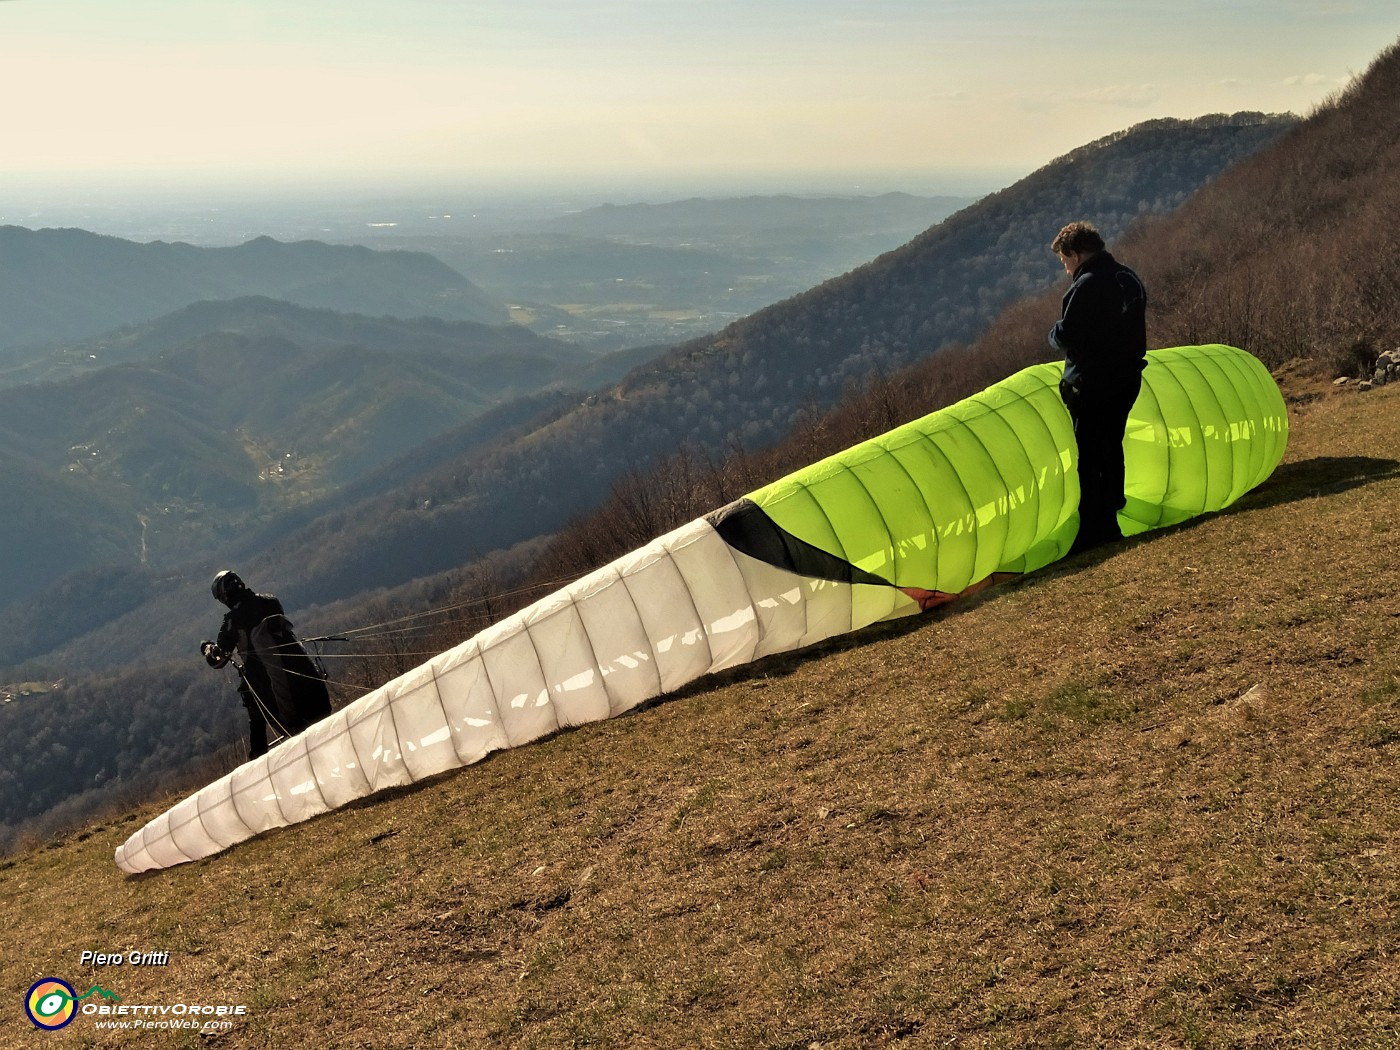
[3,372,1398,1049]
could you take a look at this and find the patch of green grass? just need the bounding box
[759,848,788,873]
[998,697,1034,721]
[1361,678,1399,706]
[669,779,723,830]
[1359,722,1398,748]
[1044,680,1135,727]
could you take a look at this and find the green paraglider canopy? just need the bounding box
[713,343,1287,612]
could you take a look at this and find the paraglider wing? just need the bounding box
[115,344,1287,873]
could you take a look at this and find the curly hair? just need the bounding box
[1050,221,1105,257]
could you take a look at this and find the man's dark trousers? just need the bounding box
[1061,375,1141,544]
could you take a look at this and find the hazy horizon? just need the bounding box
[1,0,1393,210]
[0,167,1006,249]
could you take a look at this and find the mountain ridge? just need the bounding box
[0,227,508,354]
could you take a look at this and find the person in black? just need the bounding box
[1047,221,1147,554]
[200,570,331,760]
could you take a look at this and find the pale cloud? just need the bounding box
[1072,84,1162,108]
[1012,82,1159,116]
[1015,95,1059,115]
[1284,72,1342,87]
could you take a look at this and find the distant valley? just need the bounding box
[0,296,641,605]
[260,192,981,350]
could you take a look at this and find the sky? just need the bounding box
[0,0,1396,199]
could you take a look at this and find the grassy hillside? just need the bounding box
[4,373,1396,1048]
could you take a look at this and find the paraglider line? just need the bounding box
[301,574,581,644]
[227,656,293,742]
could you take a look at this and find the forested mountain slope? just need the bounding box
[0,299,596,604]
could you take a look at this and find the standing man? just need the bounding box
[1047,221,1147,554]
[200,570,331,760]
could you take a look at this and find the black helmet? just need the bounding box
[211,570,247,606]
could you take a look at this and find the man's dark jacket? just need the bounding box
[1048,250,1147,389]
[216,592,330,737]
